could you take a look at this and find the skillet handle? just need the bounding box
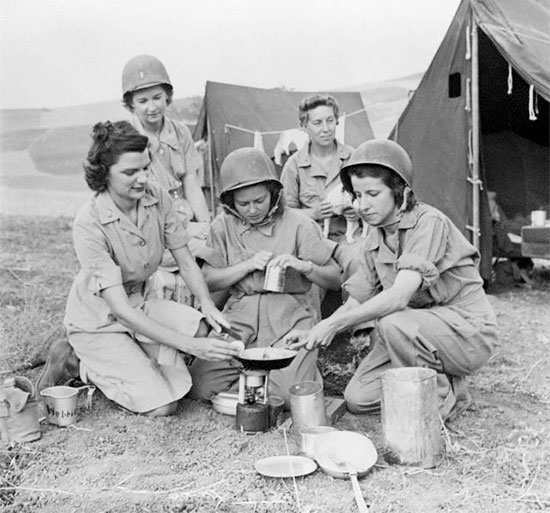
[349,473,369,513]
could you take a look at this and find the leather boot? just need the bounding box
[443,375,472,423]
[36,339,80,392]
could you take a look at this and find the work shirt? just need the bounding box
[131,114,201,221]
[201,208,337,298]
[199,207,336,342]
[280,140,353,239]
[344,202,487,310]
[64,182,189,334]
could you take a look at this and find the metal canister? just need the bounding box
[236,402,269,432]
[289,380,328,431]
[263,265,286,292]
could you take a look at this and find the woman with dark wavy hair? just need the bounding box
[38,121,241,416]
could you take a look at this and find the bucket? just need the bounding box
[0,376,41,444]
[289,380,328,431]
[381,367,442,468]
[40,385,95,427]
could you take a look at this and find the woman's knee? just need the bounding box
[344,377,381,414]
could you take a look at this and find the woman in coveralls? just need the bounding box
[189,148,342,405]
[280,94,363,280]
[285,140,497,421]
[122,55,211,302]
[57,121,241,416]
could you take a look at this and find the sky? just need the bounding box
[0,0,461,109]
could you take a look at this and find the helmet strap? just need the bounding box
[399,186,411,213]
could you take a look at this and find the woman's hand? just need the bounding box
[248,250,273,272]
[283,320,337,351]
[319,200,335,219]
[191,337,243,361]
[200,299,231,334]
[342,204,359,221]
[268,253,311,274]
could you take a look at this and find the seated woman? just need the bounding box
[189,148,341,405]
[285,140,498,421]
[38,121,241,416]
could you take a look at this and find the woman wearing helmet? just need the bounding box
[188,148,341,405]
[122,55,210,303]
[285,140,497,421]
[39,121,241,416]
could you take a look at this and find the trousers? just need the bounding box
[344,301,496,413]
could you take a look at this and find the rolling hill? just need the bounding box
[0,74,422,179]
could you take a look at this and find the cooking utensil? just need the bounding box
[300,426,337,458]
[289,380,328,431]
[313,431,377,513]
[235,347,297,371]
[254,455,317,478]
[219,324,242,340]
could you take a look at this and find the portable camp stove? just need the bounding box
[234,347,296,433]
[236,369,270,432]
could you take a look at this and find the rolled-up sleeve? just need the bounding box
[175,122,202,179]
[296,217,337,265]
[343,251,381,303]
[72,220,122,296]
[159,187,189,250]
[195,216,228,268]
[395,215,447,289]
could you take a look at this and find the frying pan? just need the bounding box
[235,347,297,371]
[313,431,378,513]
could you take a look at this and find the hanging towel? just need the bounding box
[253,131,265,152]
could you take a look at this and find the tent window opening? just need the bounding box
[449,73,462,98]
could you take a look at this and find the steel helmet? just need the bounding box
[219,147,282,205]
[340,139,413,194]
[122,55,172,96]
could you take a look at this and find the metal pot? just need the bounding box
[235,347,297,371]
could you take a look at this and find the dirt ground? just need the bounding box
[1,214,549,513]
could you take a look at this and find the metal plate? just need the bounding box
[254,455,317,478]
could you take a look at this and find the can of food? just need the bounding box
[263,265,286,292]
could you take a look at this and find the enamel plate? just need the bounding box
[254,455,317,478]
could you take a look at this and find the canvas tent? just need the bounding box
[390,0,549,279]
[193,81,374,212]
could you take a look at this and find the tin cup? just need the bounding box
[289,380,328,432]
[300,426,337,458]
[264,265,286,292]
[531,210,547,227]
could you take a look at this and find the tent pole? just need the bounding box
[471,9,481,250]
[206,118,216,216]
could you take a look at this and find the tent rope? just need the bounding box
[223,107,368,137]
[478,23,550,45]
[528,85,538,120]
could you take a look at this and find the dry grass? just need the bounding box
[1,214,549,513]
